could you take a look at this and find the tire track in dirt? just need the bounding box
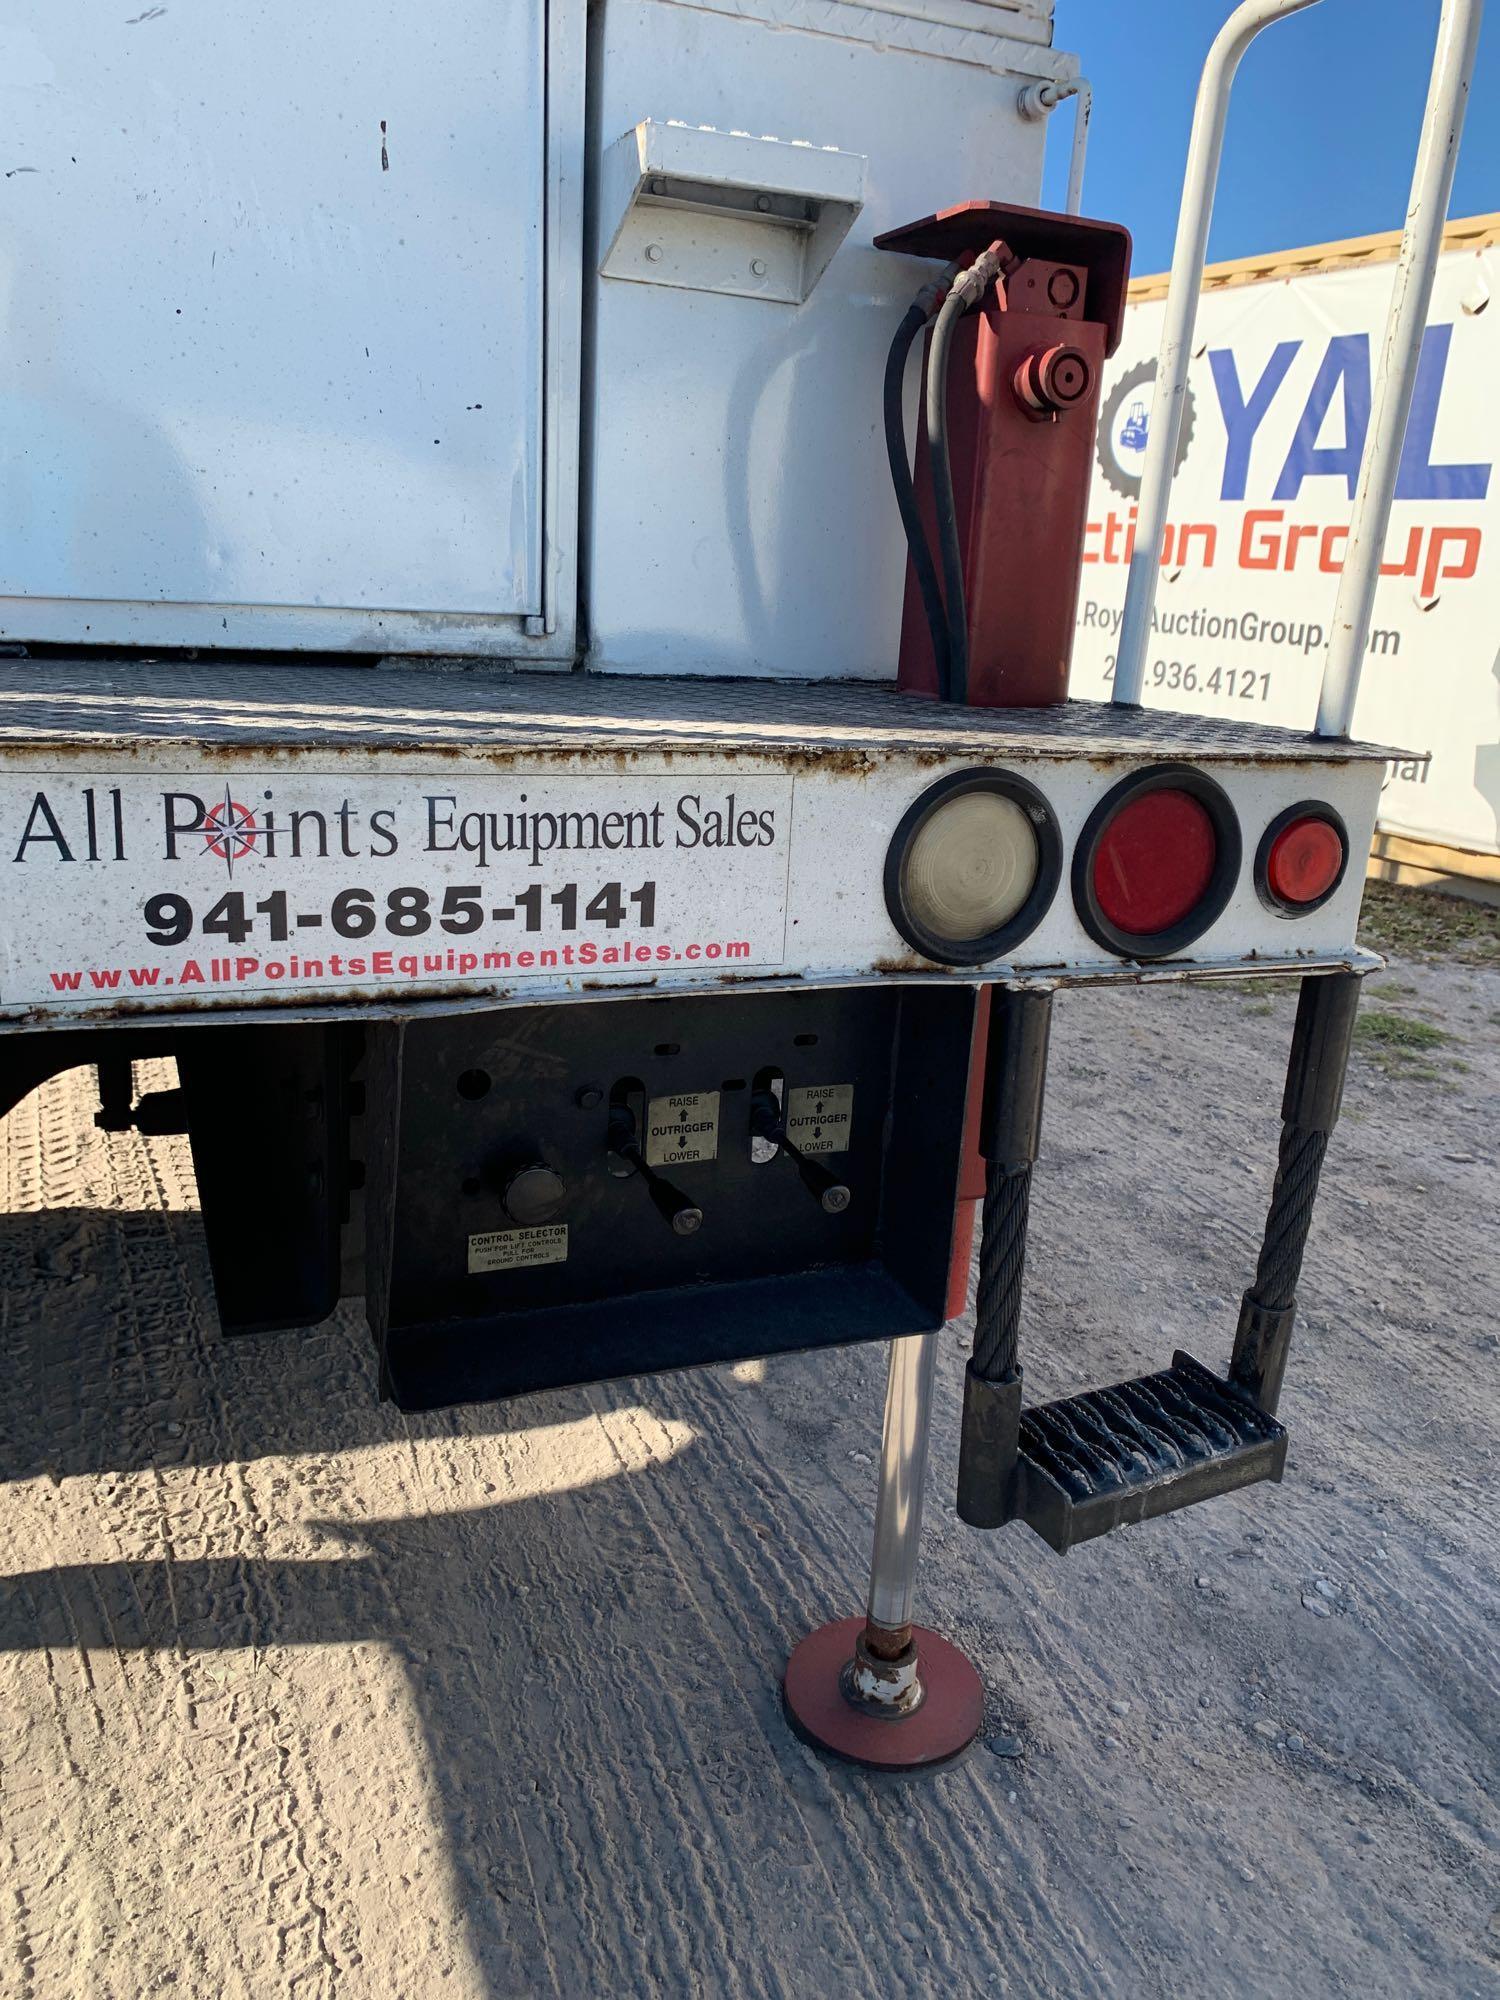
[3,961,1497,1999]
[653,1357,1149,1997]
[426,1393,783,1998]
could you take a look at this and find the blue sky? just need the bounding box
[1041,0,1499,274]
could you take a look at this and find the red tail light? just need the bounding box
[1074,766,1240,959]
[1257,806,1348,915]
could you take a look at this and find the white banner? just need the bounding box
[1073,236,1500,858]
[0,772,792,1010]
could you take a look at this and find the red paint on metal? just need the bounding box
[943,985,991,1319]
[1093,789,1216,935]
[874,201,1132,353]
[1267,815,1345,905]
[879,202,1131,709]
[945,1199,978,1321]
[897,267,1110,707]
[782,1615,984,1771]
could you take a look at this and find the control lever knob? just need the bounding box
[791,1147,852,1215]
[607,1105,704,1236]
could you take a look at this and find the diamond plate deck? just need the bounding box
[0,663,1395,764]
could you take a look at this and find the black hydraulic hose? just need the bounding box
[925,247,1008,708]
[884,291,953,699]
[925,286,971,705]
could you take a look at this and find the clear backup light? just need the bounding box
[1256,805,1349,915]
[884,770,1062,966]
[1073,764,1241,960]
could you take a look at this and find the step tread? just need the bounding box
[1012,1352,1287,1553]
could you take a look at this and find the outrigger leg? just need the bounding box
[782,1330,984,1771]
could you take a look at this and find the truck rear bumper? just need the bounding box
[0,662,1392,1028]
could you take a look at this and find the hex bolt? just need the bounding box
[755,194,772,212]
[650,177,667,196]
[750,257,768,277]
[645,243,663,263]
[575,1085,604,1109]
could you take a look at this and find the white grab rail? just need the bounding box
[1314,0,1484,736]
[1112,0,1322,709]
[1018,77,1093,215]
[1111,0,1485,737]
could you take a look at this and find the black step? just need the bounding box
[1011,1351,1288,1554]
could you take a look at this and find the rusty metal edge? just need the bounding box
[0,949,1384,1036]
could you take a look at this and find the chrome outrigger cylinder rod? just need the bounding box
[1111,0,1484,740]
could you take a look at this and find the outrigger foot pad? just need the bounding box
[782,1616,983,1772]
[1007,1351,1288,1554]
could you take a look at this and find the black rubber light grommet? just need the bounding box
[1072,762,1242,961]
[884,767,1063,968]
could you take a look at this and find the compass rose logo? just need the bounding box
[201,787,261,876]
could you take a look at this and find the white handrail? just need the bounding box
[1315,0,1485,737]
[1111,0,1322,707]
[1018,77,1093,215]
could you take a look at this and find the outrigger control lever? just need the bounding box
[749,1089,852,1213]
[607,1103,704,1236]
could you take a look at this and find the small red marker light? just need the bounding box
[1265,814,1346,908]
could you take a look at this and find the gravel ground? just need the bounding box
[1,919,1496,1999]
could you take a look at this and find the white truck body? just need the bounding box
[2,0,1070,678]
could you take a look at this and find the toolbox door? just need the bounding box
[0,2,571,653]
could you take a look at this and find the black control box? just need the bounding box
[365,983,977,1409]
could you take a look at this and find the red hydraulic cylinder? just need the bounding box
[875,201,1132,708]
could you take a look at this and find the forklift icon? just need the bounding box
[1119,400,1150,450]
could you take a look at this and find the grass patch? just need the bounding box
[1208,975,1301,999]
[1353,1006,1457,1080]
[1355,1009,1450,1051]
[1358,880,1500,965]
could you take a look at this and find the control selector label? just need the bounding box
[645,1090,721,1166]
[468,1225,569,1274]
[786,1084,854,1155]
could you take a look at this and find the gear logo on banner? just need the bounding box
[1096,359,1197,501]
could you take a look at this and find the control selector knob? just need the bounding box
[502,1163,567,1227]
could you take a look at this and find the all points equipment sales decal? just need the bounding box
[0,773,793,1013]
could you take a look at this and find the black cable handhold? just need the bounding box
[1229,972,1362,1414]
[958,988,1053,1528]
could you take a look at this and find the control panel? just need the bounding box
[366,984,977,1409]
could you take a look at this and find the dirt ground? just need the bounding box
[2,895,1496,1999]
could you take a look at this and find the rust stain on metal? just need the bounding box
[870,951,938,977]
